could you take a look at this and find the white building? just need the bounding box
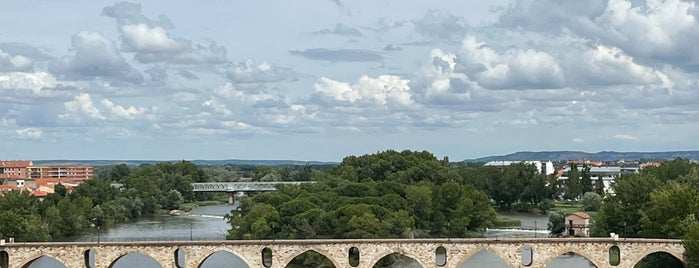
[484,161,555,175]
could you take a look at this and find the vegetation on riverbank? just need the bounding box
[0,161,209,241]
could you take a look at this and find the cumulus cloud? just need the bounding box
[60,93,105,120]
[49,31,143,84]
[103,2,228,65]
[0,72,59,93]
[0,43,53,61]
[225,60,293,83]
[290,48,383,62]
[101,98,145,120]
[499,0,699,67]
[0,49,33,72]
[120,23,185,53]
[410,49,476,105]
[16,128,42,139]
[314,75,413,107]
[456,36,565,89]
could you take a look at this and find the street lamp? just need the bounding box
[91,218,100,244]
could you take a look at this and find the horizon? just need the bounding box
[25,149,699,163]
[3,1,698,161]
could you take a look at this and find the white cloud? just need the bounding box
[16,128,41,139]
[226,60,293,83]
[0,72,59,93]
[314,75,413,107]
[0,49,33,72]
[49,31,143,83]
[600,0,695,48]
[101,99,145,120]
[570,45,667,86]
[61,93,105,120]
[202,97,233,117]
[457,36,565,89]
[214,82,276,103]
[613,134,640,142]
[121,23,185,53]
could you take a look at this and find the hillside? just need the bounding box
[470,150,699,162]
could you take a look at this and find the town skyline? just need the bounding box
[2,0,699,161]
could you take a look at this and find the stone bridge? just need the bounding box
[191,181,315,203]
[0,238,685,268]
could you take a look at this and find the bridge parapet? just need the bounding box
[0,238,684,268]
[191,181,315,192]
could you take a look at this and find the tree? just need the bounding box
[640,182,699,238]
[548,211,566,237]
[593,176,605,195]
[685,222,699,268]
[581,192,602,212]
[592,173,661,237]
[564,164,582,200]
[581,164,592,194]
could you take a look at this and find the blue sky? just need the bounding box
[1,0,698,161]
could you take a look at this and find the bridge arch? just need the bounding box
[19,254,68,268]
[455,246,513,268]
[284,249,339,268]
[627,247,685,267]
[196,249,249,268]
[108,252,162,268]
[542,248,601,268]
[279,246,341,268]
[368,251,428,268]
[189,246,253,268]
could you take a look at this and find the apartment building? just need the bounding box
[0,160,32,180]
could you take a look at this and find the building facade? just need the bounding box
[565,212,591,237]
[0,160,32,180]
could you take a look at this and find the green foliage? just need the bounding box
[227,150,497,240]
[685,222,699,268]
[0,160,210,242]
[564,164,582,200]
[581,192,602,212]
[493,217,522,228]
[547,211,566,237]
[460,163,556,212]
[537,199,555,214]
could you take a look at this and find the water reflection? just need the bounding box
[546,253,596,268]
[200,251,249,268]
[460,250,508,268]
[23,256,67,268]
[112,253,163,268]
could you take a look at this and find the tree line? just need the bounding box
[0,161,209,241]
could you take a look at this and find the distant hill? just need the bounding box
[32,159,338,166]
[470,151,699,163]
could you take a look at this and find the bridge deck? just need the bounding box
[191,181,315,192]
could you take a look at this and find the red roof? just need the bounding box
[33,191,49,197]
[0,160,32,168]
[568,212,591,219]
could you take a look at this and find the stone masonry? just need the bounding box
[0,238,685,268]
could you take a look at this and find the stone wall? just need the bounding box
[0,238,684,268]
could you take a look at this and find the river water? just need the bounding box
[26,206,593,267]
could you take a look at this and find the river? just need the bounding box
[25,206,593,267]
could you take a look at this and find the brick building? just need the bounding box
[0,160,32,180]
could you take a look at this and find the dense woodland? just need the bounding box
[0,150,698,267]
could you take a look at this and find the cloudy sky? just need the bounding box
[2,0,698,161]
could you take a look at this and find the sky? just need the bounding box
[1,0,698,161]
